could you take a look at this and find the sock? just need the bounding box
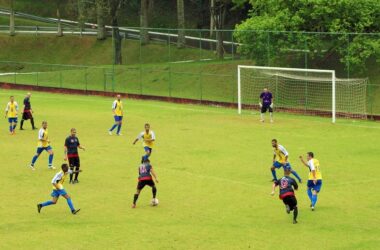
[31,155,38,165]
[270,112,273,119]
[271,169,277,180]
[74,166,80,181]
[293,207,298,221]
[312,194,318,207]
[133,194,139,204]
[48,154,54,166]
[260,113,264,120]
[291,170,302,182]
[116,124,121,134]
[13,124,16,130]
[307,189,313,202]
[67,198,75,211]
[70,173,73,182]
[109,124,117,132]
[31,118,35,128]
[20,120,24,129]
[9,125,12,132]
[152,186,157,198]
[41,200,55,207]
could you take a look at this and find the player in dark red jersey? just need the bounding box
[271,168,299,224]
[64,128,85,184]
[132,158,159,208]
[20,92,36,130]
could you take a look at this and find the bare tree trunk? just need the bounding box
[140,0,149,45]
[78,0,85,32]
[9,0,15,36]
[209,0,215,50]
[177,0,185,48]
[96,0,106,40]
[109,0,123,64]
[56,1,63,37]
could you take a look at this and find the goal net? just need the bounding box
[237,66,368,122]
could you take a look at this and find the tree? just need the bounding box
[210,0,229,59]
[96,0,107,40]
[108,0,124,64]
[177,0,186,48]
[77,0,86,32]
[234,0,380,74]
[140,0,150,44]
[9,0,15,36]
[56,0,63,37]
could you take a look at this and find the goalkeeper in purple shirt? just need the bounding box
[259,88,274,123]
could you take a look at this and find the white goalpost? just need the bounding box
[237,65,368,123]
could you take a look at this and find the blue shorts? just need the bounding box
[273,161,291,170]
[144,146,152,153]
[307,180,322,192]
[114,116,123,122]
[51,189,67,197]
[36,146,53,154]
[8,117,17,123]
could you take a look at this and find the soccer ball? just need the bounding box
[151,198,159,206]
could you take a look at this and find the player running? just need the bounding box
[20,92,36,130]
[132,158,159,208]
[108,94,123,136]
[270,139,302,183]
[271,167,299,224]
[259,88,274,123]
[133,123,155,162]
[299,152,322,211]
[29,121,55,170]
[37,163,81,214]
[64,128,85,184]
[5,95,18,135]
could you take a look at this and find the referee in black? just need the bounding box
[64,128,85,184]
[20,92,36,130]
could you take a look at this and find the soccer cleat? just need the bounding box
[260,119,264,122]
[69,180,73,184]
[72,209,81,215]
[311,206,315,211]
[286,205,291,214]
[270,119,274,123]
[73,180,79,184]
[116,133,123,136]
[20,128,24,130]
[29,164,35,171]
[131,204,136,208]
[293,219,298,224]
[299,179,302,183]
[48,165,56,170]
[37,204,42,213]
[108,131,112,135]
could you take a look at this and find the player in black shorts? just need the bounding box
[20,92,36,130]
[259,88,274,123]
[271,168,299,224]
[132,158,159,208]
[64,128,85,184]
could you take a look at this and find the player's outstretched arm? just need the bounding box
[151,169,159,183]
[299,156,308,167]
[132,138,139,145]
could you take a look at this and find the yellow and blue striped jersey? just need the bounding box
[38,128,50,147]
[308,158,322,180]
[137,130,156,148]
[112,100,123,116]
[51,169,73,190]
[5,101,18,118]
[274,145,288,164]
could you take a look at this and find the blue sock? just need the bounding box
[307,189,313,202]
[31,155,38,165]
[41,200,54,207]
[271,169,277,180]
[13,124,16,130]
[109,124,117,132]
[291,170,302,182]
[117,124,121,134]
[48,154,54,166]
[9,125,12,132]
[312,194,318,207]
[67,198,75,211]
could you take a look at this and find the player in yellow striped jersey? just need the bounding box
[4,96,18,135]
[37,163,81,214]
[29,121,55,170]
[133,123,156,162]
[299,152,322,211]
[108,94,123,136]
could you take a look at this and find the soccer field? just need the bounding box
[0,89,379,249]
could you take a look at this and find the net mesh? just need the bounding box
[239,67,368,119]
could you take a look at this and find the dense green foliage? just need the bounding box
[234,0,380,74]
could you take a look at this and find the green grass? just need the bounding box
[0,89,379,249]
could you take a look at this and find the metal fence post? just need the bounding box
[168,29,172,97]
